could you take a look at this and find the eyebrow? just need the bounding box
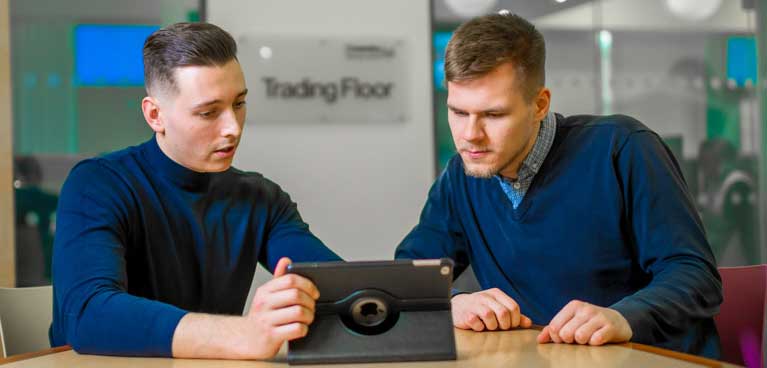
[447,104,508,114]
[192,89,248,109]
[482,107,509,114]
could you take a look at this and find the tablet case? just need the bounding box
[286,259,456,365]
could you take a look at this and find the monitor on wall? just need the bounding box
[74,24,160,86]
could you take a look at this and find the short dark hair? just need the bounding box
[445,13,546,101]
[143,22,237,96]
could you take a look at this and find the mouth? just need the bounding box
[461,149,490,160]
[213,145,236,158]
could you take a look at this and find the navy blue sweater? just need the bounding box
[50,137,340,356]
[396,114,722,358]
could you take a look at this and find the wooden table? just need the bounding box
[0,329,737,367]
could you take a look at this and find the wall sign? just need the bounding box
[237,35,408,124]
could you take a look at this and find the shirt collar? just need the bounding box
[501,111,557,181]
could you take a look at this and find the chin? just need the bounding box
[205,162,233,173]
[462,163,497,179]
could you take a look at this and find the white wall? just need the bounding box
[208,0,435,286]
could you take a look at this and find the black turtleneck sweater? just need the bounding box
[50,136,341,356]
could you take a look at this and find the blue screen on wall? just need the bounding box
[74,24,160,86]
[433,31,453,91]
[726,36,757,87]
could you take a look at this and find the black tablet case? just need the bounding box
[286,259,456,365]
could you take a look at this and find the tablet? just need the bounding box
[286,258,456,365]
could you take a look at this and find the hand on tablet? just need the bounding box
[451,288,533,331]
[242,257,320,358]
[537,300,632,346]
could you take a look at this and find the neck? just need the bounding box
[155,133,203,173]
[499,120,542,180]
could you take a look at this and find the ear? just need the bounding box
[142,96,165,134]
[532,87,551,122]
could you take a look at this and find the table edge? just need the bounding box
[0,338,728,367]
[620,342,725,367]
[0,346,71,365]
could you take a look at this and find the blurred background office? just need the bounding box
[0,0,765,288]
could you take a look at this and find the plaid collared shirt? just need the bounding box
[496,111,556,209]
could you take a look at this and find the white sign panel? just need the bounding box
[237,35,408,124]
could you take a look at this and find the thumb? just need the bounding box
[273,257,292,278]
[537,326,552,344]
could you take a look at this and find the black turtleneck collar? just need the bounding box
[141,135,221,192]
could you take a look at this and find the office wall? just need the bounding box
[534,0,755,160]
[1,0,15,287]
[10,0,198,156]
[208,0,435,285]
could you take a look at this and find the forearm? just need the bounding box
[57,289,187,356]
[610,260,721,344]
[172,313,254,360]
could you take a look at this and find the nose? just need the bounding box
[462,115,484,143]
[220,109,242,139]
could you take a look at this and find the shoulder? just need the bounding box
[60,143,148,204]
[558,114,651,138]
[64,146,137,189]
[555,113,662,155]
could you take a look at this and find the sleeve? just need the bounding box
[394,159,471,284]
[608,131,722,345]
[259,180,342,273]
[52,161,187,357]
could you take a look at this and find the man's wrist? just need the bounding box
[173,313,251,359]
[450,288,469,298]
[607,307,633,341]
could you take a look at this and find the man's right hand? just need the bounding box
[236,257,320,359]
[452,288,533,331]
[172,257,320,360]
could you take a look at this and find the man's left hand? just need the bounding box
[537,300,632,346]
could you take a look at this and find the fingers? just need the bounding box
[466,313,486,331]
[487,289,521,328]
[266,288,317,311]
[537,325,552,343]
[261,273,320,300]
[475,303,500,330]
[272,322,309,342]
[273,257,292,278]
[452,294,487,331]
[547,300,580,343]
[539,301,630,347]
[521,315,533,328]
[589,325,612,346]
[251,263,319,316]
[557,309,592,343]
[269,305,315,326]
[574,319,603,345]
[452,288,533,332]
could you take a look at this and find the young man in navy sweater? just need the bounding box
[51,23,341,359]
[396,13,722,358]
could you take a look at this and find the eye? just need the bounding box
[198,110,218,119]
[234,100,247,109]
[451,109,468,117]
[486,113,505,119]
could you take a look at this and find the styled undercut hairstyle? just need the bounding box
[444,13,546,101]
[143,22,238,96]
